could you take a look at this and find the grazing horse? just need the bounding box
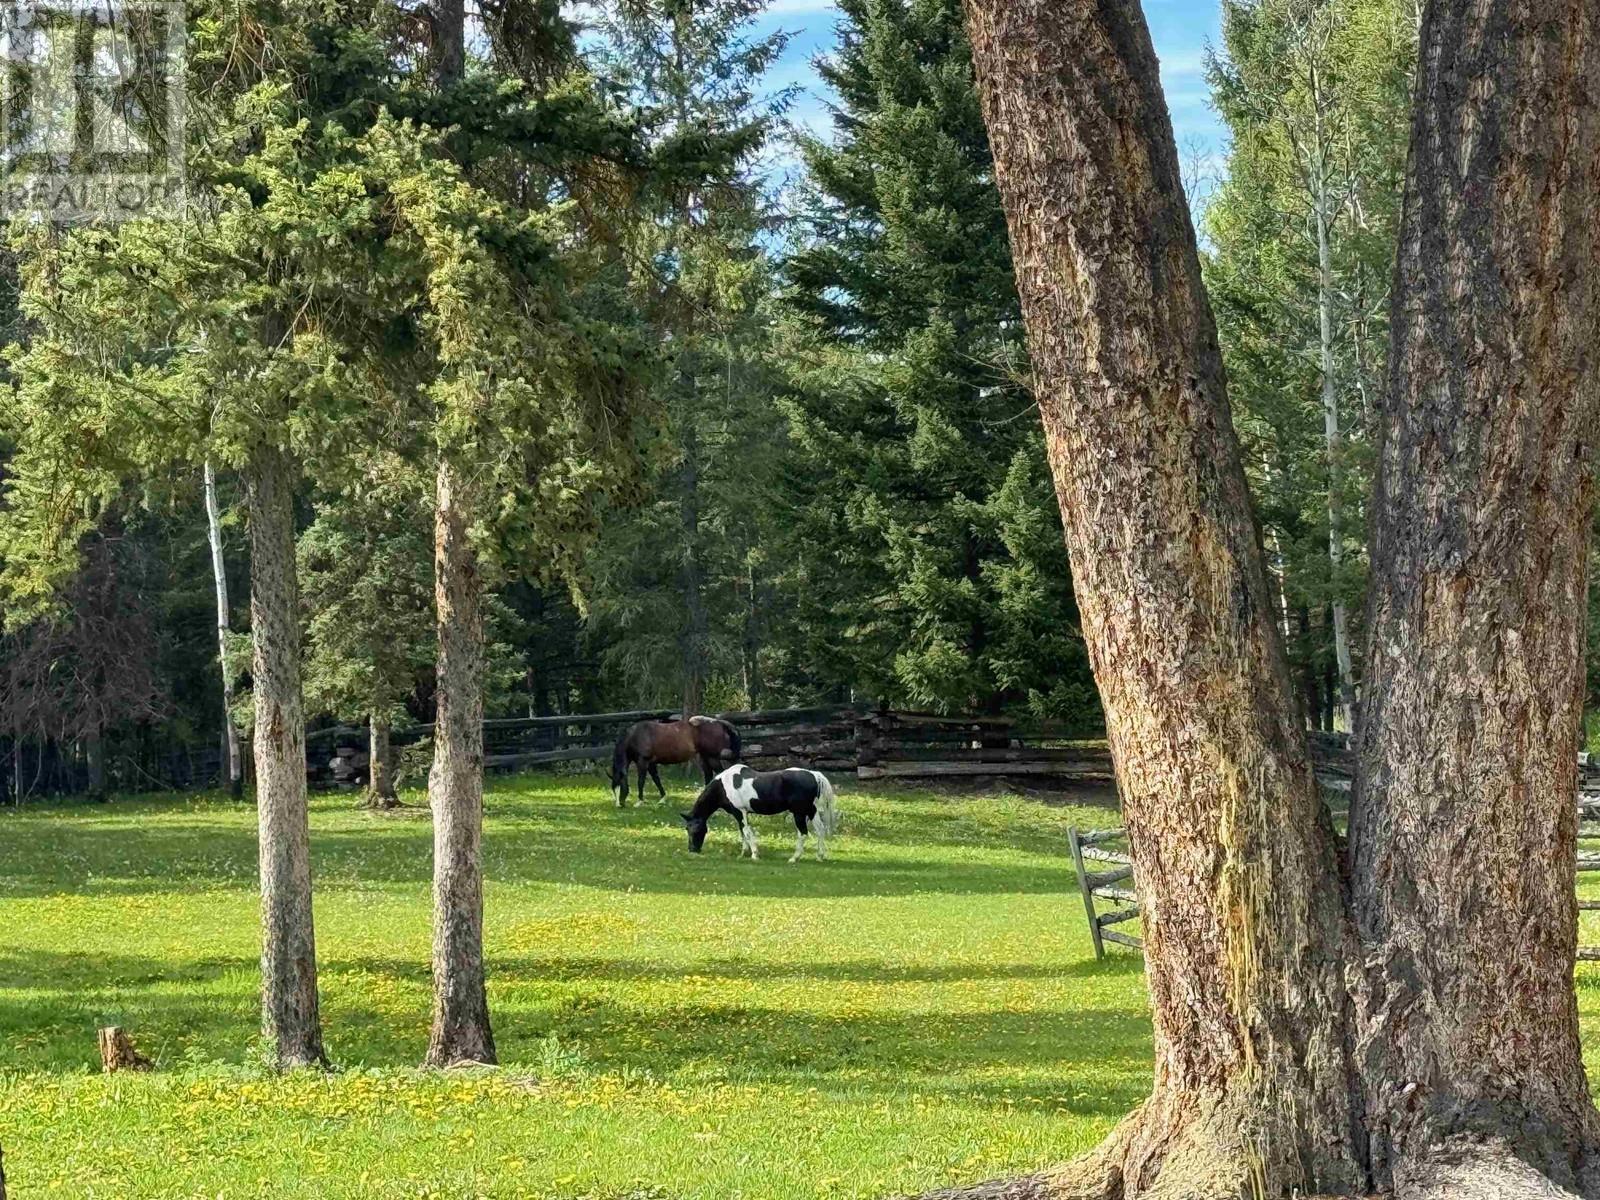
[681,765,838,862]
[610,715,742,807]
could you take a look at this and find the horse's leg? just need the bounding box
[699,752,715,784]
[738,813,759,860]
[649,761,666,800]
[812,805,828,861]
[637,758,650,807]
[790,812,808,864]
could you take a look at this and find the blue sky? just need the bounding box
[752,0,1227,192]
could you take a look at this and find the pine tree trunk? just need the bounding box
[424,457,495,1068]
[245,441,326,1070]
[956,2,1365,1194]
[679,416,709,716]
[205,459,243,799]
[367,714,397,809]
[1350,1,1600,1192]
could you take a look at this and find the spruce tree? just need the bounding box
[580,0,790,714]
[780,0,1093,719]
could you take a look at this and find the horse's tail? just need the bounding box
[610,735,629,798]
[720,719,742,763]
[813,771,839,837]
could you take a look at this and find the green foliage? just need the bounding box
[578,0,792,712]
[777,0,1093,721]
[1203,0,1415,723]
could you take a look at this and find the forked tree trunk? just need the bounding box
[245,442,326,1069]
[1350,1,1600,1193]
[368,714,397,808]
[956,2,1365,1195]
[424,457,495,1068]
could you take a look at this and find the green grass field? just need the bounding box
[0,774,1149,1199]
[10,775,1600,1199]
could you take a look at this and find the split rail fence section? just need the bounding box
[1072,748,1600,964]
[306,706,1114,788]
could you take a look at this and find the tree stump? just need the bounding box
[97,1026,152,1073]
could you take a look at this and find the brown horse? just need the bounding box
[610,716,742,807]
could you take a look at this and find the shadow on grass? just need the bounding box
[0,945,1150,1123]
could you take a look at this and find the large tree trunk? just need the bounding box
[245,441,326,1069]
[956,2,1365,1195]
[205,458,243,799]
[1350,1,1600,1193]
[424,457,495,1068]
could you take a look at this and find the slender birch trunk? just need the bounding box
[205,458,244,799]
[1313,171,1357,731]
[245,441,325,1069]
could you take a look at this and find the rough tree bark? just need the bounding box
[246,441,326,1069]
[954,2,1366,1195]
[421,0,495,1072]
[937,1,1600,1198]
[1350,0,1600,1194]
[423,457,496,1067]
[368,713,397,809]
[205,458,243,799]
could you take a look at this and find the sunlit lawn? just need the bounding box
[0,772,1150,1199]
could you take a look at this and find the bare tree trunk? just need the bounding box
[245,441,325,1069]
[1350,1,1600,1193]
[205,459,243,799]
[679,416,708,716]
[367,713,397,809]
[956,2,1366,1195]
[424,457,495,1068]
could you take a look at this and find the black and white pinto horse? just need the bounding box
[681,765,838,862]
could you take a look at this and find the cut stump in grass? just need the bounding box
[97,1026,153,1073]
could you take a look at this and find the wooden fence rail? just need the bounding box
[307,705,1116,788]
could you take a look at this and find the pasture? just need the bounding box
[2,775,1147,1199]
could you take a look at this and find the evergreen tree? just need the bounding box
[298,455,434,807]
[779,0,1094,720]
[580,0,790,714]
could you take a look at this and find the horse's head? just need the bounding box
[680,811,709,853]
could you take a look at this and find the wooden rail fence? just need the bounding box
[305,705,1115,788]
[1072,768,1600,965]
